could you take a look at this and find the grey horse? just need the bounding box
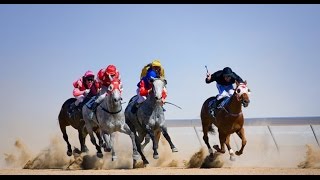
[82,77,143,168]
[125,78,178,160]
[58,97,104,156]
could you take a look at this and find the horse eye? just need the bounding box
[108,85,113,91]
[237,89,241,94]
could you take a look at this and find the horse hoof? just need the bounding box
[104,147,111,152]
[171,147,178,152]
[230,155,236,161]
[209,153,214,162]
[73,148,82,156]
[133,154,140,160]
[67,151,72,156]
[97,153,103,158]
[112,156,118,161]
[143,160,149,165]
[213,145,219,151]
[153,154,159,159]
[82,146,89,153]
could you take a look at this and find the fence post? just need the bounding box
[268,125,279,152]
[310,125,320,148]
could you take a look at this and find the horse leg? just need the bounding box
[146,125,158,159]
[59,123,72,156]
[122,124,142,168]
[86,123,103,158]
[202,124,214,159]
[216,131,226,154]
[126,120,149,167]
[235,128,247,156]
[95,128,104,148]
[160,126,178,152]
[110,133,117,161]
[78,129,88,153]
[225,134,235,161]
[102,133,111,152]
[141,134,150,151]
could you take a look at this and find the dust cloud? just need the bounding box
[3,133,186,170]
[184,147,224,168]
[4,139,33,168]
[3,131,319,170]
[298,144,320,169]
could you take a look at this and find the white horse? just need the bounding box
[125,78,178,162]
[82,76,141,167]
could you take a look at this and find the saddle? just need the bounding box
[68,97,92,118]
[208,96,230,117]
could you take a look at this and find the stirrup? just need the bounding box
[89,111,94,119]
[209,109,215,117]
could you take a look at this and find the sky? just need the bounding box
[1,4,320,166]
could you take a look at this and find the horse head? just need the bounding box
[235,80,251,108]
[105,76,123,112]
[149,77,167,103]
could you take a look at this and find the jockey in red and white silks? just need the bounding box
[89,64,122,116]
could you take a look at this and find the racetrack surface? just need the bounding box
[2,127,320,175]
[1,167,320,175]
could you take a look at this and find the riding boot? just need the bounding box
[209,99,219,117]
[68,103,77,118]
[89,102,99,119]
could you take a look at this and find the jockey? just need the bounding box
[131,69,167,114]
[68,70,100,118]
[205,67,244,117]
[88,64,121,119]
[140,59,165,79]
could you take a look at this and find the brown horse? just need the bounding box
[200,80,250,161]
[58,97,104,156]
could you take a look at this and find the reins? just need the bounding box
[101,105,122,114]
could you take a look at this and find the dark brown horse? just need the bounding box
[200,80,250,161]
[58,97,104,156]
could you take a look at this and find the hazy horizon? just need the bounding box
[1,4,320,168]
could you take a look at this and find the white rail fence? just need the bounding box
[166,116,320,150]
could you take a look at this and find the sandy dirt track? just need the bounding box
[1,167,320,175]
[2,131,320,175]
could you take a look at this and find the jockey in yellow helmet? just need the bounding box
[140,59,165,79]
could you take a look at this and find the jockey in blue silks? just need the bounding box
[131,69,160,114]
[205,67,244,117]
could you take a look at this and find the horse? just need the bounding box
[125,77,178,162]
[82,76,146,168]
[200,80,250,161]
[58,97,104,156]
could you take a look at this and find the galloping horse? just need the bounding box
[200,80,250,161]
[82,76,144,168]
[125,78,178,162]
[58,97,103,156]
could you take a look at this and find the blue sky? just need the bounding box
[1,4,320,164]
